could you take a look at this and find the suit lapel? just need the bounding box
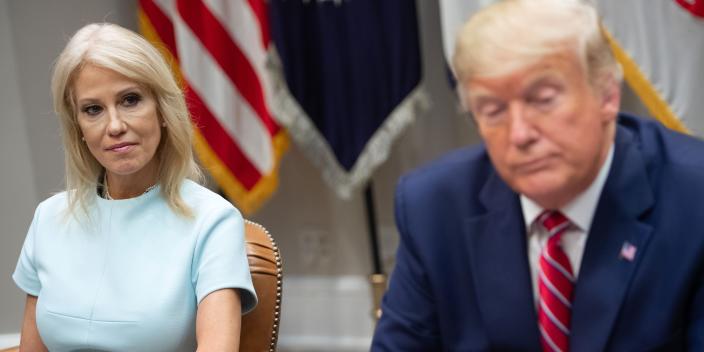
[570,126,655,352]
[465,170,542,349]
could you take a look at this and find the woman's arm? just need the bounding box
[196,288,242,352]
[19,295,47,352]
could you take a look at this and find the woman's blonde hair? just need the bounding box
[453,0,622,91]
[51,22,201,218]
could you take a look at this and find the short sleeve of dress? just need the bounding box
[192,206,257,314]
[13,204,42,296]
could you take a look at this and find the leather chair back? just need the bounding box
[241,220,283,351]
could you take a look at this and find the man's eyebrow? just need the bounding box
[523,74,562,93]
[466,88,496,103]
[469,88,504,103]
[471,95,501,106]
[465,95,504,113]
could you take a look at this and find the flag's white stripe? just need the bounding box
[539,299,570,335]
[539,270,572,308]
[539,325,563,352]
[543,250,575,283]
[203,0,275,108]
[152,0,177,20]
[173,14,273,173]
[598,0,704,135]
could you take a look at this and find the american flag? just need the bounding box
[138,0,288,215]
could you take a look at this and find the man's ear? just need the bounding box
[456,83,479,127]
[600,75,621,123]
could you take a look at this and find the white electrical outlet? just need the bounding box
[298,229,331,270]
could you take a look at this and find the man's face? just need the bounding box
[463,51,619,209]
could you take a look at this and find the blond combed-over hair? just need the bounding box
[453,0,622,92]
[51,23,201,219]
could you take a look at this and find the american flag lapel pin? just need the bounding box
[619,241,637,262]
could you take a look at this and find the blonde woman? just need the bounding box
[13,23,255,351]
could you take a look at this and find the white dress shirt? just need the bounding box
[521,145,614,305]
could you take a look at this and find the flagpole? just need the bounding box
[364,182,387,321]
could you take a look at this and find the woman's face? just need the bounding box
[73,64,162,183]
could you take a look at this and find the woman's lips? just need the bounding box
[106,143,136,153]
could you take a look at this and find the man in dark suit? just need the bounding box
[371,0,704,350]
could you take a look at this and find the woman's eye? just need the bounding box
[122,93,142,107]
[82,105,103,116]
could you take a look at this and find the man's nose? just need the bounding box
[508,102,538,148]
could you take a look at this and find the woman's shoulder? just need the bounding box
[24,191,73,227]
[35,191,70,213]
[179,179,240,215]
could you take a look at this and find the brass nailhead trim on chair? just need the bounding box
[245,220,283,352]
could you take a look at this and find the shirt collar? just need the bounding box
[521,144,614,232]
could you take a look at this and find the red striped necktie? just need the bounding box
[537,210,574,352]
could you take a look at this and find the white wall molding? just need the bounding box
[0,334,20,349]
[277,275,375,352]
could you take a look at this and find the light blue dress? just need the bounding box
[13,180,256,352]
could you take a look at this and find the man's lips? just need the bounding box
[514,156,553,173]
[106,142,137,152]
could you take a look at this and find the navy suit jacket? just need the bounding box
[372,114,704,351]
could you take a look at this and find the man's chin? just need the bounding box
[514,179,568,208]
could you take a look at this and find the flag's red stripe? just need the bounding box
[176,0,280,135]
[139,0,178,55]
[675,0,704,17]
[185,85,262,189]
[247,0,271,47]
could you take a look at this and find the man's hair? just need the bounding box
[452,0,622,90]
[51,23,201,218]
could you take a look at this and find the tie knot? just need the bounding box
[538,210,570,234]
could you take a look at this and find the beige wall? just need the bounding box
[0,0,38,333]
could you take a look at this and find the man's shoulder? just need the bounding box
[404,145,490,182]
[618,113,704,193]
[619,113,704,166]
[397,145,494,204]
